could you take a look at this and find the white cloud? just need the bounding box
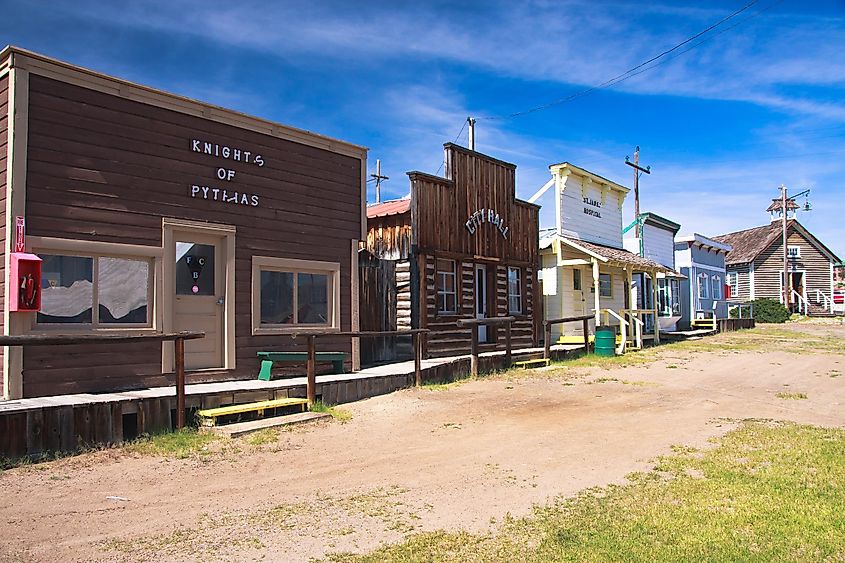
[62,0,845,121]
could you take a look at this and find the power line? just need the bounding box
[480,0,766,121]
[435,119,469,175]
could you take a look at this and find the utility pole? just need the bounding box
[370,159,389,203]
[781,185,789,310]
[767,185,811,312]
[467,117,476,151]
[625,146,651,238]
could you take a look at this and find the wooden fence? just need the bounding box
[542,315,594,359]
[0,331,205,429]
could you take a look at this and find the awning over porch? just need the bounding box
[540,231,674,274]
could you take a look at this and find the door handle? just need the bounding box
[216,297,225,305]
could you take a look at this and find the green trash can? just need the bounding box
[594,325,616,357]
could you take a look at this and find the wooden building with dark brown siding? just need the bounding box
[364,143,540,358]
[0,46,367,399]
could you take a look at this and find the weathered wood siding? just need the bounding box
[0,73,7,398]
[366,212,412,260]
[422,255,537,357]
[411,145,539,357]
[753,229,834,308]
[414,146,538,267]
[21,75,362,397]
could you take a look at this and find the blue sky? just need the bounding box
[5,0,845,258]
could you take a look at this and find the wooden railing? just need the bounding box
[456,317,515,377]
[0,331,206,429]
[601,309,629,354]
[621,309,656,349]
[285,329,430,406]
[542,314,593,359]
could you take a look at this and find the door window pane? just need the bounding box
[99,257,149,324]
[176,242,215,296]
[38,255,94,323]
[297,273,329,324]
[260,271,294,324]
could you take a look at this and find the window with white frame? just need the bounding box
[38,253,152,327]
[711,274,722,300]
[697,273,709,299]
[726,272,738,297]
[599,273,612,298]
[252,257,338,332]
[787,245,801,258]
[436,258,457,314]
[507,267,522,314]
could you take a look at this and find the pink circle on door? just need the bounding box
[192,285,199,294]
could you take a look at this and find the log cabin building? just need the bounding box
[0,47,367,399]
[364,143,540,359]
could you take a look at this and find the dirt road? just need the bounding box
[1,322,843,562]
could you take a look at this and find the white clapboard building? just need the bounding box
[533,163,672,353]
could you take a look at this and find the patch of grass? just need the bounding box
[124,429,221,459]
[421,382,451,391]
[775,392,808,400]
[666,364,678,369]
[338,422,845,562]
[310,400,353,423]
[244,428,279,446]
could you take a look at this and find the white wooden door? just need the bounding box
[173,233,225,370]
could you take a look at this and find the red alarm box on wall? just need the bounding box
[9,252,43,312]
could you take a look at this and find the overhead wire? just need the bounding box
[478,0,768,121]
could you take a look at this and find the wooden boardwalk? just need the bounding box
[0,344,584,420]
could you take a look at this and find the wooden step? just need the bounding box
[204,411,331,437]
[513,358,550,369]
[197,398,308,426]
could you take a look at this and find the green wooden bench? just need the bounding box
[257,351,347,381]
[198,398,308,426]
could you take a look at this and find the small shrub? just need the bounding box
[749,298,790,324]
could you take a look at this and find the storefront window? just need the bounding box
[436,258,457,314]
[507,267,522,314]
[657,278,681,317]
[259,270,330,326]
[252,256,339,332]
[38,254,150,326]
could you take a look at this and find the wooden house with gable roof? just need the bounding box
[713,219,841,316]
[537,163,673,352]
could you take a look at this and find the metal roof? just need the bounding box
[366,198,410,219]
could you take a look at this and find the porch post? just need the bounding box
[592,258,601,325]
[652,270,660,344]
